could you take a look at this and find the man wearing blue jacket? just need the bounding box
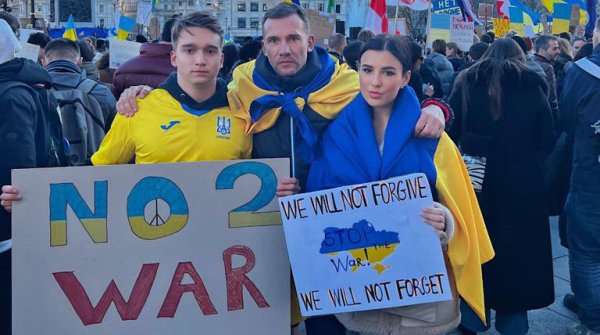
[559,18,600,335]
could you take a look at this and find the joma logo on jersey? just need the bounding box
[216,116,231,138]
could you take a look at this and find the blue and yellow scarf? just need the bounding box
[227,46,359,162]
[307,87,495,324]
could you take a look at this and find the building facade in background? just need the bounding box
[5,0,349,37]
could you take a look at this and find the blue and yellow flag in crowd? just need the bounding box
[62,15,77,41]
[117,15,136,40]
[543,0,588,26]
[552,2,572,33]
[151,0,159,9]
[282,0,301,6]
[509,6,526,36]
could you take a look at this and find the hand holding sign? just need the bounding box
[279,173,452,317]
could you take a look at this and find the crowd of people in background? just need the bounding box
[0,4,599,335]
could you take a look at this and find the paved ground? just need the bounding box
[297,217,580,335]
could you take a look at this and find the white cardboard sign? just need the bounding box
[109,39,142,69]
[12,159,290,335]
[279,173,452,317]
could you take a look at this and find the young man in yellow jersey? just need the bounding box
[1,13,251,212]
[91,11,251,165]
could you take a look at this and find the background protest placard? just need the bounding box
[305,8,335,47]
[279,173,452,317]
[493,17,510,37]
[109,39,142,69]
[15,42,41,62]
[429,14,473,51]
[12,159,290,335]
[18,29,44,43]
[432,0,462,15]
[450,15,474,51]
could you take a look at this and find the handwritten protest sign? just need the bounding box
[450,15,474,51]
[109,39,142,69]
[493,18,510,37]
[429,14,473,51]
[306,8,335,47]
[12,159,290,335]
[279,173,452,317]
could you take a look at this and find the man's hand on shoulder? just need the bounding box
[117,85,152,117]
[415,104,445,139]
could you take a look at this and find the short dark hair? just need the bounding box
[534,35,558,52]
[262,3,309,34]
[432,39,447,55]
[0,12,19,33]
[162,18,177,42]
[480,33,492,44]
[45,38,81,62]
[76,40,95,62]
[405,37,422,67]
[135,34,148,43]
[510,36,528,55]
[357,29,375,42]
[172,11,224,47]
[558,32,571,41]
[359,34,412,74]
[468,42,489,61]
[574,42,594,61]
[27,32,51,49]
[343,40,364,71]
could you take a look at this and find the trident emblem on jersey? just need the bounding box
[217,116,231,136]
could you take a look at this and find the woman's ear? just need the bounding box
[402,70,412,86]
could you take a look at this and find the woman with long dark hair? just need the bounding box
[449,38,555,335]
[278,35,494,335]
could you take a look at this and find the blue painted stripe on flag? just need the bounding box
[509,6,524,23]
[510,0,541,24]
[564,0,586,9]
[553,3,571,19]
[119,16,136,32]
[430,13,451,29]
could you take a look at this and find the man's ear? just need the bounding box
[76,57,83,66]
[307,35,316,52]
[170,50,177,67]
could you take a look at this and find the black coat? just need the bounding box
[449,68,556,312]
[0,59,61,239]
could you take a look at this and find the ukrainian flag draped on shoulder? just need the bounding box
[306,87,495,324]
[227,46,359,162]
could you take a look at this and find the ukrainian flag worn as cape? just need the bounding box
[307,87,495,324]
[227,46,359,162]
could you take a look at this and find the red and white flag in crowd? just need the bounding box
[496,0,511,18]
[365,0,389,33]
[389,0,431,11]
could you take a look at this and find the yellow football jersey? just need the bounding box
[92,88,251,165]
